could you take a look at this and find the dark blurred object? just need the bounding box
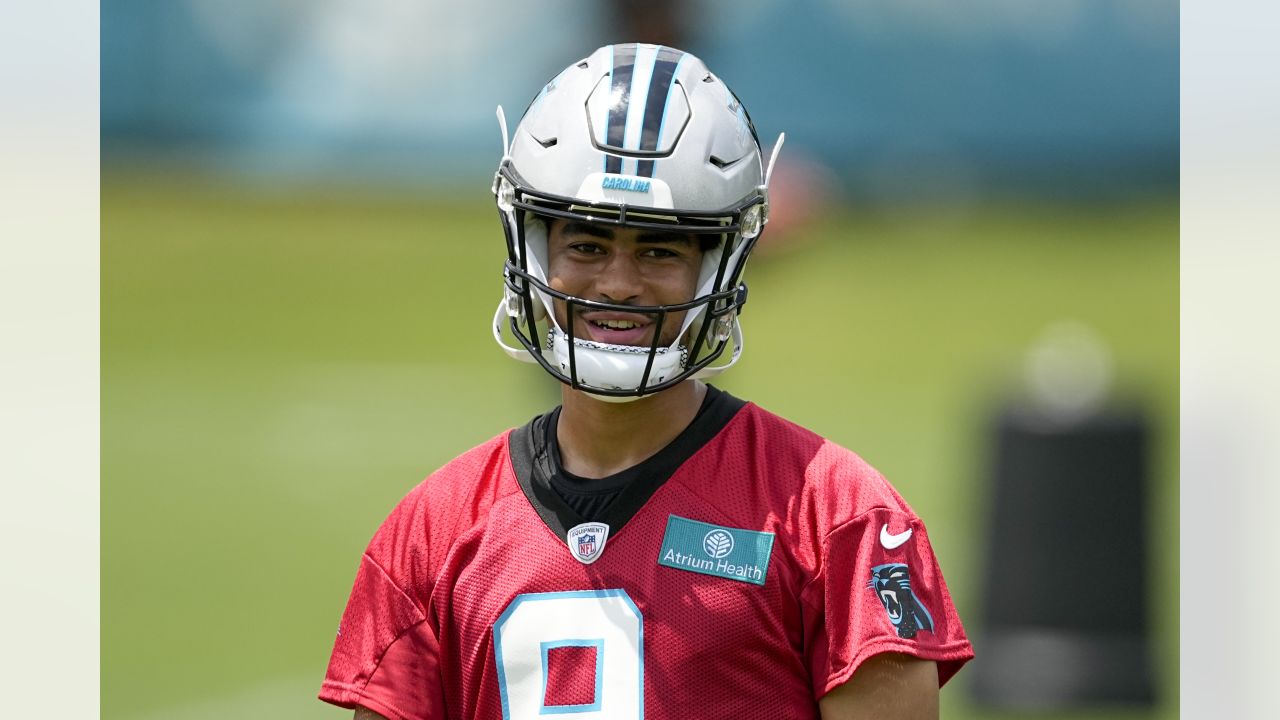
[607,0,690,49]
[972,404,1155,708]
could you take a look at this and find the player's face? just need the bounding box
[546,218,704,349]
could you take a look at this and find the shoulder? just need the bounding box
[417,430,520,504]
[731,401,912,516]
[696,401,928,592]
[396,429,525,532]
[363,430,522,593]
[715,399,827,470]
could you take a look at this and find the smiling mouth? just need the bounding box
[592,319,643,331]
[580,317,652,345]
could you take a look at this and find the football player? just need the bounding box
[320,43,972,720]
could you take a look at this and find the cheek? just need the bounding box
[656,263,703,334]
[544,254,565,291]
[669,259,703,299]
[546,253,592,295]
[545,267,574,297]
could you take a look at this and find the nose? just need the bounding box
[594,251,644,304]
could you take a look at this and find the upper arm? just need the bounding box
[818,653,939,720]
[354,708,389,720]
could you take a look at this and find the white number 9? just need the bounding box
[493,589,644,719]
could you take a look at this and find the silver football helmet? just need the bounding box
[491,43,784,400]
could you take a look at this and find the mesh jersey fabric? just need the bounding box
[319,395,973,719]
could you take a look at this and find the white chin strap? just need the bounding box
[549,328,685,402]
[491,300,745,401]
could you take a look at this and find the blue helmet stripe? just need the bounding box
[596,45,614,173]
[637,48,686,178]
[620,44,660,175]
[604,43,637,175]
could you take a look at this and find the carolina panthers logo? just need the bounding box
[868,563,934,639]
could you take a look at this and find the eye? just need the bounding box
[642,246,686,259]
[569,242,606,255]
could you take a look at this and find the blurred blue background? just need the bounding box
[102,2,1178,719]
[103,0,1176,199]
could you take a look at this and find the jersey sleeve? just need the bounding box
[801,506,974,697]
[319,551,446,719]
[319,434,512,718]
[319,490,448,719]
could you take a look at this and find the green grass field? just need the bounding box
[102,171,1178,719]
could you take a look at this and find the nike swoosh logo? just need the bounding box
[880,524,913,550]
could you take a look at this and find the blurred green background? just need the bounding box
[102,172,1177,719]
[102,0,1178,716]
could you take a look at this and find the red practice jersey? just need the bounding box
[320,392,972,719]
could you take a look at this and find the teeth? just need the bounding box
[595,319,640,330]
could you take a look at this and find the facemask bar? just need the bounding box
[497,161,763,236]
[563,299,673,391]
[501,256,746,397]
[496,219,747,394]
[497,160,761,338]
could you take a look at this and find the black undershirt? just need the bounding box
[545,412,637,520]
[508,385,746,539]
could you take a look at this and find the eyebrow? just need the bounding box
[560,221,693,245]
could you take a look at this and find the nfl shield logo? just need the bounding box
[567,522,610,565]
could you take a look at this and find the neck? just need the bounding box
[556,380,707,479]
